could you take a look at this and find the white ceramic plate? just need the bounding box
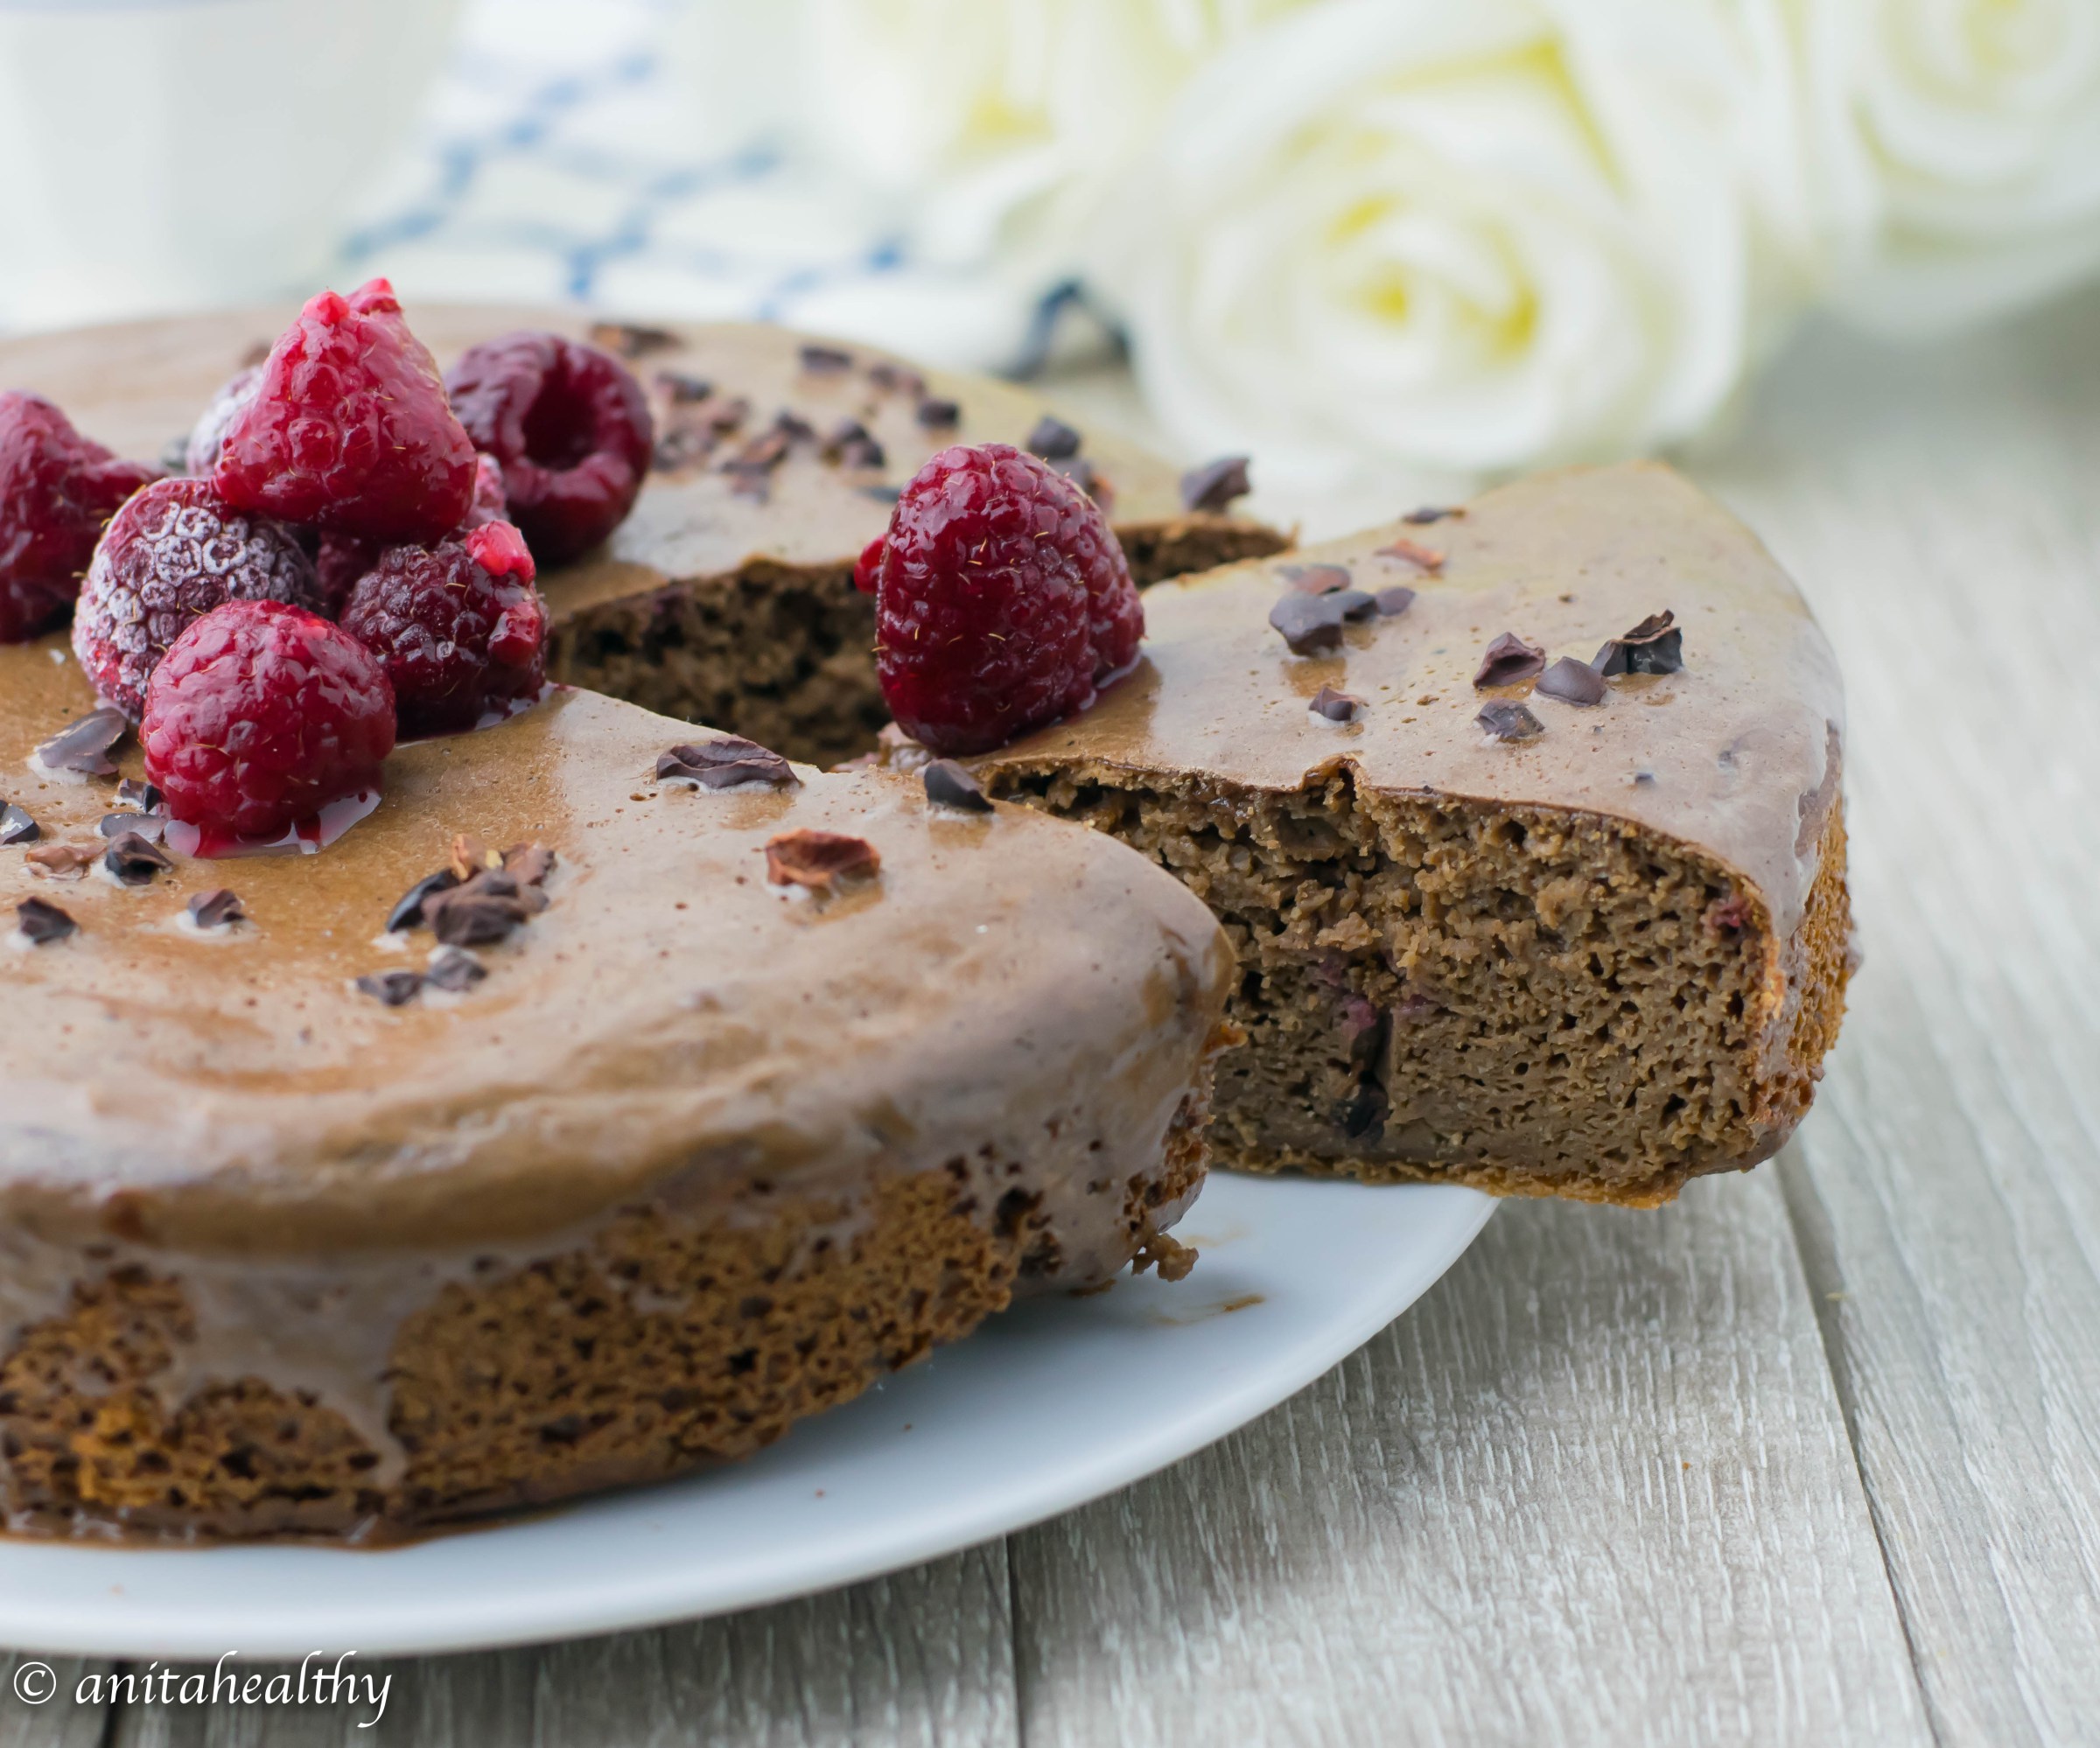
[0,1174,1493,1660]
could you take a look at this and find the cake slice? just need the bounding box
[970,464,1852,1206]
[6,309,1286,768]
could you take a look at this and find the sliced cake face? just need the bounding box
[1,311,1286,767]
[0,638,1231,1536]
[972,464,1852,1206]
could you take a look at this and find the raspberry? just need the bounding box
[339,520,548,738]
[0,392,160,644]
[868,443,1144,756]
[214,279,477,544]
[73,477,320,717]
[445,331,653,565]
[183,365,261,476]
[142,600,396,840]
[311,458,502,619]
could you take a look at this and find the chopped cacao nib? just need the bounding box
[765,829,881,891]
[502,843,556,886]
[424,875,535,947]
[1281,563,1354,595]
[657,737,800,791]
[922,759,993,813]
[799,343,854,374]
[1476,701,1544,742]
[588,321,680,359]
[0,803,38,845]
[1269,593,1346,656]
[424,946,488,992]
[386,869,460,933]
[1026,416,1082,460]
[1402,506,1462,524]
[33,708,129,777]
[186,888,245,930]
[1594,609,1684,676]
[1535,655,1608,706]
[15,896,77,945]
[862,484,903,505]
[822,418,886,470]
[1180,455,1251,514]
[1473,632,1547,689]
[702,395,751,434]
[25,843,97,878]
[770,409,817,446]
[916,397,962,430]
[356,968,424,1006]
[869,361,927,396]
[98,813,166,841]
[1330,590,1377,621]
[654,370,712,403]
[725,428,791,474]
[115,778,163,813]
[1374,585,1416,618]
[103,832,173,884]
[1376,535,1445,573]
[1309,686,1366,724]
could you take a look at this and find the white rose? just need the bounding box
[799,0,1310,272]
[1792,0,2100,332]
[1088,0,1783,484]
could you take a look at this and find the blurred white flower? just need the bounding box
[1089,0,1776,481]
[1795,0,2100,331]
[800,0,1310,272]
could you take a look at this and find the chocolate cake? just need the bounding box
[966,465,1852,1206]
[7,309,1287,769]
[0,632,1230,1539]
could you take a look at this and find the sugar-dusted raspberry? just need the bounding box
[0,392,161,644]
[183,365,261,476]
[143,600,396,840]
[445,331,653,565]
[339,519,548,738]
[215,279,477,544]
[867,443,1144,756]
[73,476,320,717]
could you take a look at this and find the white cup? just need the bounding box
[0,0,464,332]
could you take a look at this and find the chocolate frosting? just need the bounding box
[0,644,1231,1263]
[976,463,1845,939]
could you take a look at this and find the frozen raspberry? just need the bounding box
[445,331,654,565]
[215,279,477,544]
[143,600,396,840]
[868,443,1144,756]
[339,519,548,738]
[73,477,320,717]
[182,365,261,476]
[0,392,161,644]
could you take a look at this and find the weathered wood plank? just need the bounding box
[1012,1176,1928,1748]
[0,1654,110,1748]
[1699,290,2100,1747]
[109,1546,1017,1748]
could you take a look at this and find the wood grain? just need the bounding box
[1011,1176,1928,1747]
[108,1548,1015,1747]
[1698,289,2100,1747]
[0,1656,109,1748]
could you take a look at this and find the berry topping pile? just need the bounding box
[445,331,654,565]
[860,443,1142,756]
[142,600,396,840]
[0,392,161,643]
[340,520,548,737]
[214,279,478,543]
[72,476,320,717]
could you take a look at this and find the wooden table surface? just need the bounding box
[5,291,2098,1747]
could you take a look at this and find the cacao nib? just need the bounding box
[922,759,993,813]
[1474,632,1547,689]
[656,737,799,790]
[15,896,77,944]
[1476,701,1544,742]
[765,829,880,891]
[1536,655,1607,705]
[1180,455,1251,514]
